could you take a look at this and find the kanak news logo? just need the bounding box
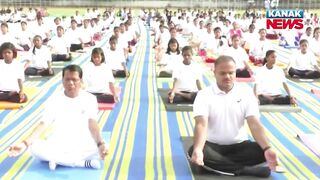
[266,9,304,30]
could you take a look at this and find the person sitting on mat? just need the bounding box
[83,47,119,103]
[47,26,72,62]
[224,34,253,78]
[168,46,202,104]
[254,50,297,105]
[8,64,108,170]
[158,38,182,77]
[24,35,54,76]
[66,19,84,52]
[0,42,27,103]
[249,28,272,66]
[105,35,129,78]
[287,39,320,79]
[189,55,278,177]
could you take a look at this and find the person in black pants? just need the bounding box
[188,56,278,177]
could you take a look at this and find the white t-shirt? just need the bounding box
[104,48,126,71]
[83,62,115,94]
[249,39,272,59]
[255,65,286,96]
[41,90,98,150]
[193,83,260,145]
[159,52,183,71]
[0,60,24,92]
[172,61,202,92]
[224,47,249,69]
[290,50,317,71]
[27,46,52,69]
[48,35,70,55]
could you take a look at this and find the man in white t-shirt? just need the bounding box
[8,65,108,171]
[189,56,278,177]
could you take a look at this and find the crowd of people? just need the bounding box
[1,6,319,177]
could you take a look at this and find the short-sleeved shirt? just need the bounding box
[83,62,115,94]
[255,65,286,96]
[224,47,249,69]
[41,90,98,149]
[172,61,202,92]
[290,50,317,71]
[0,60,24,92]
[27,46,52,69]
[193,83,260,145]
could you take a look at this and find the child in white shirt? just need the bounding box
[83,47,119,103]
[168,46,203,104]
[48,26,71,61]
[24,35,53,76]
[288,39,320,79]
[0,42,27,103]
[254,50,297,105]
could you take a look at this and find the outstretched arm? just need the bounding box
[8,121,47,157]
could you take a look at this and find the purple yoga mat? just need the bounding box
[297,134,320,158]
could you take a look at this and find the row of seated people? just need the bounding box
[0,34,131,104]
[158,43,320,106]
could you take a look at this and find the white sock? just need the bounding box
[48,161,57,171]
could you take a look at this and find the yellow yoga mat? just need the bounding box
[0,87,39,109]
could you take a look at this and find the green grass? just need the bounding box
[46,7,87,17]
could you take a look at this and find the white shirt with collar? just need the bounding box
[193,83,260,145]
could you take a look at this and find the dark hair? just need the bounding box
[313,27,320,37]
[1,22,8,28]
[62,64,83,79]
[166,38,180,55]
[181,45,193,54]
[32,35,42,55]
[0,42,17,59]
[263,50,276,65]
[56,25,64,31]
[109,35,118,43]
[299,39,308,45]
[231,34,239,40]
[214,55,235,67]
[91,47,105,63]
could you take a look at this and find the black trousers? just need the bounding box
[25,67,54,76]
[91,93,115,103]
[258,95,290,105]
[236,69,251,78]
[188,140,265,173]
[158,71,172,77]
[0,91,28,103]
[168,91,197,104]
[52,54,72,61]
[288,67,320,79]
[112,70,128,78]
[70,44,83,52]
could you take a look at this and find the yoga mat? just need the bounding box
[0,87,39,109]
[297,133,320,158]
[259,105,302,112]
[158,88,193,111]
[21,132,111,179]
[236,77,255,83]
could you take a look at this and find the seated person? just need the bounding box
[309,27,320,57]
[0,42,27,103]
[224,34,252,78]
[168,46,202,104]
[48,26,71,61]
[287,39,320,79]
[15,21,33,51]
[82,19,95,47]
[105,35,129,78]
[189,56,278,177]
[24,35,54,76]
[83,48,119,103]
[8,65,108,170]
[66,20,84,52]
[254,50,297,105]
[158,38,182,77]
[249,29,272,66]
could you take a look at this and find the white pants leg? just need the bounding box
[30,140,99,168]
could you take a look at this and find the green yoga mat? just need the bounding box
[180,136,275,180]
[158,88,193,111]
